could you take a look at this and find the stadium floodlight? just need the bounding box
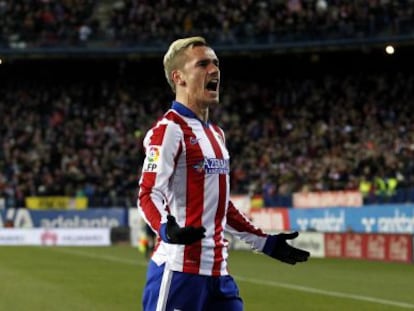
[385,45,395,55]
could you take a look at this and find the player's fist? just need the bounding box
[162,215,206,245]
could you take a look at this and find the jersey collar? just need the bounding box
[171,101,210,126]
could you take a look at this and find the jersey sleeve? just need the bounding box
[138,119,182,234]
[225,200,268,251]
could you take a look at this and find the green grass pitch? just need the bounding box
[1,246,413,310]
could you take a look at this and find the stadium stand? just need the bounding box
[1,1,414,49]
[1,1,414,208]
[0,0,99,48]
[103,0,414,46]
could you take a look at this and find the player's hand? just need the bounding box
[163,215,206,245]
[262,232,310,265]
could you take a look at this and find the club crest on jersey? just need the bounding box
[143,146,160,172]
[193,158,229,174]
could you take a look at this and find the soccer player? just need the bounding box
[137,36,310,311]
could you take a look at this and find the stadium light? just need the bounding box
[385,45,395,55]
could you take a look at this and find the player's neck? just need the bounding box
[200,108,209,123]
[177,97,209,122]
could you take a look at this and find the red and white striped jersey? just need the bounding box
[138,101,267,276]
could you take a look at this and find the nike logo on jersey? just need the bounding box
[189,137,200,145]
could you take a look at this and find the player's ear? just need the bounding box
[172,70,186,86]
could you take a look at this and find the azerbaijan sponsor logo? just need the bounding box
[193,158,229,174]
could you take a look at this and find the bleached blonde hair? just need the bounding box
[163,36,207,93]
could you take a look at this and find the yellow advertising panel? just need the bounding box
[25,196,88,210]
[250,194,264,209]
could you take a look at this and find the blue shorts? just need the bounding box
[142,260,243,311]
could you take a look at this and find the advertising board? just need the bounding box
[250,208,290,232]
[0,208,127,228]
[0,228,110,246]
[289,204,414,233]
[324,232,413,263]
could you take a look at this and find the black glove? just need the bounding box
[163,215,206,245]
[263,232,310,265]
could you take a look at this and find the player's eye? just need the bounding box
[198,60,209,67]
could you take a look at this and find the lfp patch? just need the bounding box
[147,146,160,162]
[143,146,160,172]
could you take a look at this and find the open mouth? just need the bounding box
[205,79,219,92]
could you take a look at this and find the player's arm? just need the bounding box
[225,200,268,249]
[138,120,205,245]
[226,201,310,265]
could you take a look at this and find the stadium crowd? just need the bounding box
[1,66,414,208]
[1,1,414,208]
[0,0,99,48]
[1,0,414,48]
[106,0,414,46]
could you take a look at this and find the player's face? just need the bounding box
[180,45,220,107]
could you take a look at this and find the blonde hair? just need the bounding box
[163,36,207,92]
